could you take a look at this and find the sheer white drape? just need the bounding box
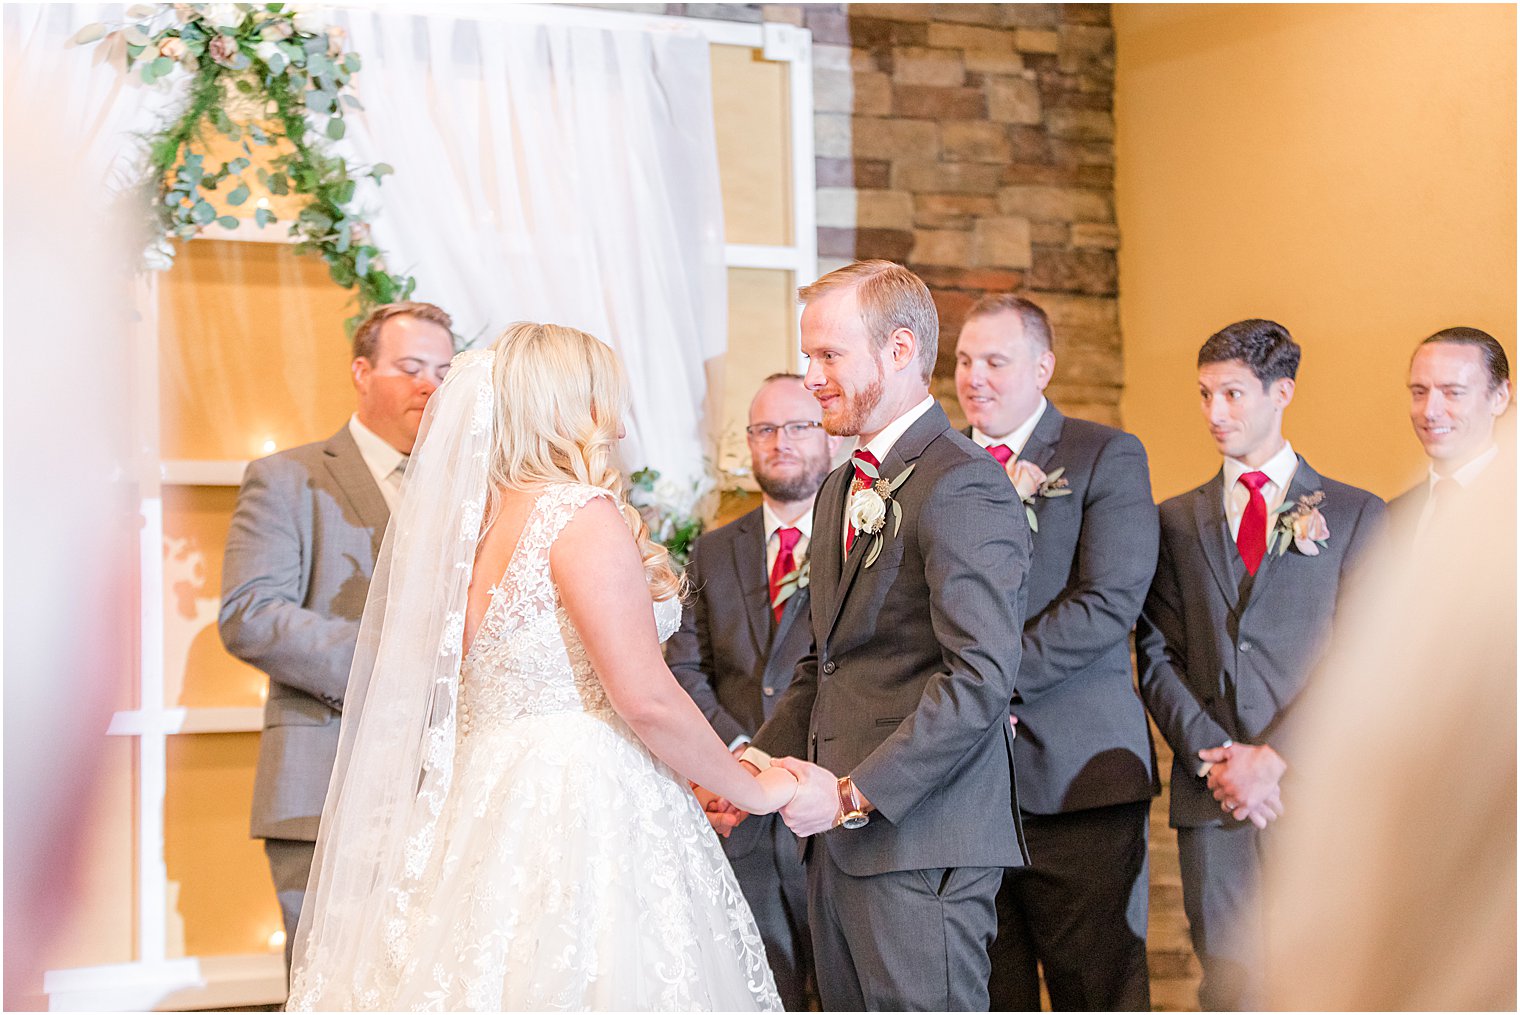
[335,8,728,489]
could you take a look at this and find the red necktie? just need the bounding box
[845,449,880,552]
[987,444,1013,467]
[768,526,802,623]
[1236,470,1270,575]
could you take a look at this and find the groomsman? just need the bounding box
[1136,319,1385,1010]
[954,295,1159,1011]
[1390,327,1511,537]
[667,373,838,1011]
[220,302,455,968]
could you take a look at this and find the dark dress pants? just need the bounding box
[264,837,315,975]
[808,835,1003,1011]
[988,800,1151,1011]
[1178,822,1267,1011]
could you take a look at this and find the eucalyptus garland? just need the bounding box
[75,3,415,329]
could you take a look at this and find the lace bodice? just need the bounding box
[458,483,681,739]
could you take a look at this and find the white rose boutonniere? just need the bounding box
[849,459,916,568]
[1270,490,1330,557]
[1006,461,1071,532]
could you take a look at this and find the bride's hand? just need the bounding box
[748,766,799,815]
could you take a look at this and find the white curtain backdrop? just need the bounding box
[335,7,728,489]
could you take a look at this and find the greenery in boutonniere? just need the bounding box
[1007,461,1072,532]
[848,459,915,569]
[1269,490,1330,557]
[771,556,810,611]
[73,3,415,333]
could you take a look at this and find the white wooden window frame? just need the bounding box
[47,5,815,1011]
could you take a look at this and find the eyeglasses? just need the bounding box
[745,420,824,442]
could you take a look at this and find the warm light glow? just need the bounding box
[261,439,277,455]
[268,929,286,951]
[259,683,268,703]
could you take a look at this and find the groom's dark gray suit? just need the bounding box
[219,424,389,963]
[751,401,1032,1011]
[666,506,817,1010]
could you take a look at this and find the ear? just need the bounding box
[1034,349,1056,391]
[1271,376,1296,409]
[1489,379,1512,416]
[351,357,371,391]
[885,326,918,374]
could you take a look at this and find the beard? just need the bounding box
[822,363,886,437]
[755,447,833,503]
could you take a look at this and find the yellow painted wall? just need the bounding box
[1114,4,1516,500]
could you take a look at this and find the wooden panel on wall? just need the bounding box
[712,44,791,247]
[720,267,796,480]
[159,240,356,461]
[163,486,266,710]
[164,733,281,959]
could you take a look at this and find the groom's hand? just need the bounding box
[692,784,747,837]
[772,757,840,837]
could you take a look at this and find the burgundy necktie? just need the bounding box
[987,443,1014,467]
[845,449,880,552]
[768,526,802,623]
[1236,470,1270,575]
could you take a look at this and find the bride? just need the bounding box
[286,322,797,1011]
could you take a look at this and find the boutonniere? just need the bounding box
[771,555,810,610]
[848,459,916,568]
[1007,461,1071,532]
[1269,490,1330,557]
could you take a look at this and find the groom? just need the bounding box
[746,260,1032,1010]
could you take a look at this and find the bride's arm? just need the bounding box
[553,497,796,815]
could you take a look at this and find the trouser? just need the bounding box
[807,837,1002,1011]
[1178,822,1268,1011]
[988,799,1152,1011]
[264,837,316,975]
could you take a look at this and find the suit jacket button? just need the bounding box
[822,661,837,675]
[1239,640,1252,652]
[763,686,775,696]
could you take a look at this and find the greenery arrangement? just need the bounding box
[628,466,718,569]
[74,3,415,329]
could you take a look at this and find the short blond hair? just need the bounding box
[798,260,939,383]
[351,301,454,361]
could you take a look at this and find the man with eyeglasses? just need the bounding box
[667,371,840,1010]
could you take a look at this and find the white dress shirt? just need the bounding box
[845,395,937,558]
[348,414,408,512]
[1415,443,1499,538]
[971,397,1048,459]
[1222,439,1298,541]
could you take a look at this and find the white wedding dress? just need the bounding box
[288,483,781,1011]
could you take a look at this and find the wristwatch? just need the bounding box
[836,776,869,829]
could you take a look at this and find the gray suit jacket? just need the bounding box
[1136,456,1385,828]
[752,402,1033,876]
[972,405,1161,816]
[219,425,389,841]
[666,506,812,858]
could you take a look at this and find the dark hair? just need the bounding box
[964,293,1054,353]
[1197,319,1301,386]
[351,301,454,361]
[1418,327,1511,392]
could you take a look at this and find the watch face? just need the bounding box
[841,812,869,830]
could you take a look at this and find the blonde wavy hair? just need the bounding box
[485,321,683,601]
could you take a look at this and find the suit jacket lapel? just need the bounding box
[322,425,390,555]
[1247,455,1322,595]
[1015,402,1064,472]
[728,510,771,657]
[822,403,951,641]
[1192,471,1241,613]
[812,462,851,633]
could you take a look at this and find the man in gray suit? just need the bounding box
[1389,326,1511,537]
[739,260,1032,1011]
[955,294,1158,1011]
[219,301,455,968]
[667,372,839,1011]
[1137,319,1385,1010]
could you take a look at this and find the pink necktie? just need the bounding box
[1236,471,1270,575]
[987,444,1013,467]
[845,449,880,552]
[769,527,802,622]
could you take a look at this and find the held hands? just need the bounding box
[772,757,849,837]
[1198,742,1287,829]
